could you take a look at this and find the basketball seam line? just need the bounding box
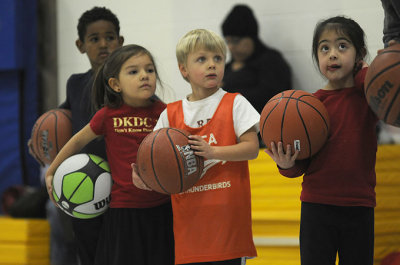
[51,112,60,153]
[136,133,151,189]
[383,85,400,123]
[296,96,312,157]
[365,61,400,94]
[280,91,296,142]
[261,92,285,138]
[150,129,169,193]
[168,128,186,193]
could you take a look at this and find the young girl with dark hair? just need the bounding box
[266,16,378,265]
[45,44,174,265]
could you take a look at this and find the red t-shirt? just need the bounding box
[168,93,257,264]
[90,101,170,208]
[279,68,379,207]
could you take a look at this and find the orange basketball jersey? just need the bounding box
[167,93,257,264]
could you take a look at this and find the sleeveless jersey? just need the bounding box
[167,93,257,264]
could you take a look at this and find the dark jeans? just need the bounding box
[300,202,374,265]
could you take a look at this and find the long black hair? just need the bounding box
[91,44,161,111]
[312,16,367,68]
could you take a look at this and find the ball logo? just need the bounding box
[40,129,53,160]
[370,80,393,111]
[176,144,198,176]
[94,195,111,210]
[294,140,301,151]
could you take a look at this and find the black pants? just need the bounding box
[300,202,374,265]
[95,202,174,265]
[71,214,103,265]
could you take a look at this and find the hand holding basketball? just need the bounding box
[365,43,400,127]
[30,109,72,164]
[131,163,152,191]
[45,173,56,205]
[27,138,45,167]
[136,128,204,194]
[265,141,299,169]
[260,90,330,160]
[188,134,214,159]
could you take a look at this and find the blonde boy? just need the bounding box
[154,29,260,264]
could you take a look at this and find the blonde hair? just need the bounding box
[176,29,227,66]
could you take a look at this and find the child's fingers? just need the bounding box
[131,163,152,191]
[188,135,203,142]
[27,139,45,166]
[277,141,286,156]
[292,149,300,160]
[131,163,138,172]
[269,141,278,155]
[285,144,292,158]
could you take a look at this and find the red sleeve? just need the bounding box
[89,107,106,136]
[278,159,310,178]
[354,67,368,92]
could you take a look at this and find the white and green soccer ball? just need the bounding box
[52,154,112,219]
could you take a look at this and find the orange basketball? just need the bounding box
[260,90,330,160]
[31,109,72,165]
[364,44,400,127]
[136,128,204,194]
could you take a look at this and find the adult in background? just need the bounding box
[381,0,400,47]
[221,4,292,115]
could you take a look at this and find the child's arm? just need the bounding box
[45,124,99,203]
[188,126,259,161]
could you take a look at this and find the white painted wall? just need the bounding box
[56,0,384,104]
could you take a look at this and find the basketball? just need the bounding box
[31,108,72,164]
[364,44,400,127]
[136,128,204,194]
[52,153,112,219]
[260,90,330,160]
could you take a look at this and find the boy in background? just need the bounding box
[58,6,124,265]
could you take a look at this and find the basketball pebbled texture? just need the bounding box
[364,44,400,127]
[31,108,72,164]
[260,90,330,160]
[136,128,204,194]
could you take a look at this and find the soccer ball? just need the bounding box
[52,153,112,219]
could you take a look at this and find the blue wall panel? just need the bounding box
[0,0,39,213]
[0,71,23,203]
[0,0,21,70]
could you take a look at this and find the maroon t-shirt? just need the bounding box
[90,101,170,208]
[280,68,379,207]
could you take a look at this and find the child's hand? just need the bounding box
[27,138,45,167]
[378,40,399,54]
[45,172,57,206]
[264,141,299,169]
[131,163,152,191]
[188,135,215,159]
